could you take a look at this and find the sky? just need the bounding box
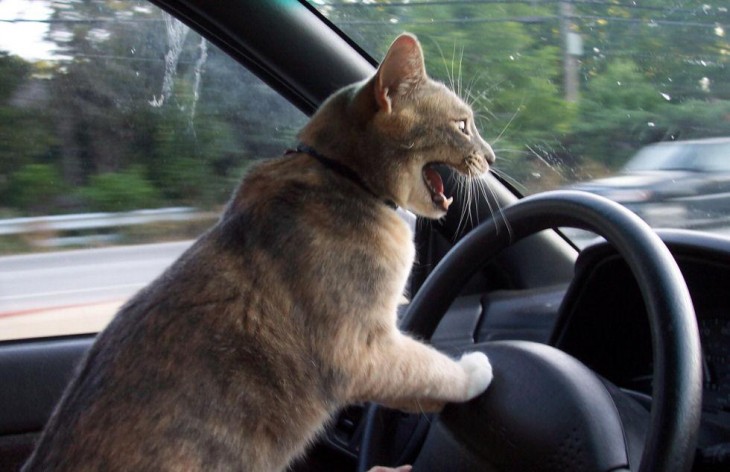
[0,0,58,61]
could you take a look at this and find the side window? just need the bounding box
[0,0,307,341]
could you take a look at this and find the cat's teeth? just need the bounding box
[439,194,454,211]
[434,194,453,211]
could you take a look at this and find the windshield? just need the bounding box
[308,0,730,235]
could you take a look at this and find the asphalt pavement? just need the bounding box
[2,224,729,340]
[0,241,192,340]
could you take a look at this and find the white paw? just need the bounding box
[458,351,493,399]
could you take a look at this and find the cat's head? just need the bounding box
[299,33,495,219]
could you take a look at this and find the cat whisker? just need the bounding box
[469,79,509,124]
[469,79,503,108]
[463,75,481,108]
[414,400,432,424]
[450,43,458,95]
[468,175,511,241]
[449,173,468,239]
[453,173,483,241]
[457,45,465,99]
[490,167,529,194]
[526,144,566,179]
[443,41,458,94]
[481,176,513,241]
[469,95,493,118]
[464,80,491,111]
[432,39,456,94]
[491,102,523,146]
[437,39,468,102]
[474,111,497,125]
[450,172,513,242]
[462,176,475,236]
[490,147,523,155]
[470,100,494,122]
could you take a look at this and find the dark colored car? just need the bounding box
[572,138,730,228]
[1,1,729,472]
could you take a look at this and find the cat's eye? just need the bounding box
[457,119,469,135]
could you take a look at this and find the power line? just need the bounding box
[5,14,725,29]
[335,14,729,29]
[318,0,729,29]
[2,3,726,29]
[337,15,557,25]
[572,15,730,29]
[322,0,725,16]
[0,18,163,24]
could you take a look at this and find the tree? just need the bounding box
[0,53,58,212]
[10,0,307,213]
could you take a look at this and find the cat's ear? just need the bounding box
[374,33,426,113]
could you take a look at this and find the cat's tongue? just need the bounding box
[423,167,453,211]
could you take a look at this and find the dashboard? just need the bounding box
[551,229,730,453]
[430,228,730,469]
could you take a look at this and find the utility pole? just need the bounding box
[560,2,582,102]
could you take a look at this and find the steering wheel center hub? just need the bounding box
[440,341,629,471]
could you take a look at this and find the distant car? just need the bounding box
[571,138,730,227]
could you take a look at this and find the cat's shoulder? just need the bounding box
[223,153,413,251]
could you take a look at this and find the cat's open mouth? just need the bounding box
[423,164,453,211]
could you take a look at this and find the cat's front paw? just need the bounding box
[458,352,493,400]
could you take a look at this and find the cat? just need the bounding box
[23,33,495,472]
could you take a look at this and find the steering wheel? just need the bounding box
[358,190,702,472]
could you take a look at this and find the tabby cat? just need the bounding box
[23,33,495,472]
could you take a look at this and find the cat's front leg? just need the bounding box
[347,332,493,412]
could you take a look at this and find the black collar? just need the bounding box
[289,144,398,210]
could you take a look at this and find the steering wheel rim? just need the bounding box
[359,190,702,472]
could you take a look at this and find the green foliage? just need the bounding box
[2,0,730,220]
[568,107,659,170]
[570,61,730,171]
[0,55,57,192]
[655,100,730,141]
[6,164,65,213]
[0,53,31,102]
[566,60,667,169]
[145,105,245,206]
[318,0,730,190]
[0,107,57,182]
[78,167,159,212]
[0,0,307,218]
[582,60,666,113]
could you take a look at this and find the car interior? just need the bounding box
[1,1,729,471]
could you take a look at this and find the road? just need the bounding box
[0,241,192,340]
[2,224,729,341]
[563,225,730,249]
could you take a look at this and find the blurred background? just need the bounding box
[1,0,729,338]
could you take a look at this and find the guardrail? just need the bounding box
[0,208,212,246]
